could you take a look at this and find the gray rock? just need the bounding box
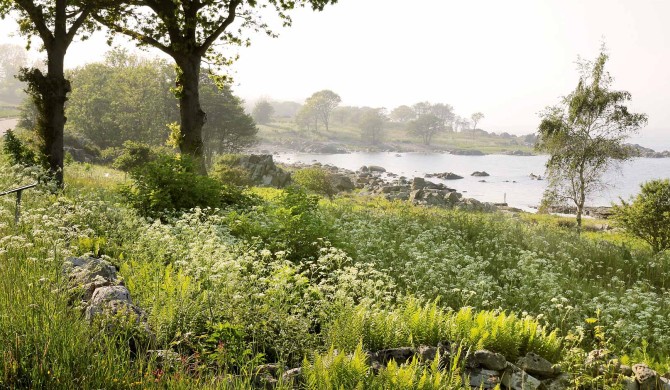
[517,352,558,378]
[659,377,670,390]
[411,177,426,190]
[543,373,571,390]
[417,345,438,362]
[64,256,118,285]
[281,367,303,384]
[469,349,507,371]
[619,364,633,376]
[633,364,657,390]
[467,368,502,389]
[368,165,386,173]
[371,347,415,365]
[502,366,543,390]
[331,174,355,191]
[621,377,639,390]
[471,171,490,177]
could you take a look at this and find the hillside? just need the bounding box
[1,150,669,388]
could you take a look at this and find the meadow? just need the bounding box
[1,152,669,388]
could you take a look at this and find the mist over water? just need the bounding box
[276,152,670,210]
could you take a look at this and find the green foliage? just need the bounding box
[2,129,40,167]
[120,153,247,218]
[200,77,258,166]
[326,299,562,363]
[252,99,275,125]
[66,49,177,149]
[536,48,648,231]
[112,141,159,172]
[293,167,337,198]
[226,186,332,262]
[303,344,464,390]
[408,114,446,145]
[210,154,253,186]
[612,179,670,253]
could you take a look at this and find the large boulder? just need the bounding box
[517,352,559,378]
[63,256,120,301]
[471,171,490,177]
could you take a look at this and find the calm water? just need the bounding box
[276,152,670,210]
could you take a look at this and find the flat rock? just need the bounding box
[502,366,543,390]
[469,349,507,371]
[517,352,558,378]
[371,347,415,365]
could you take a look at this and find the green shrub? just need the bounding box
[2,129,41,167]
[112,141,159,172]
[612,179,670,253]
[120,153,248,218]
[63,132,102,161]
[226,186,332,262]
[293,167,336,199]
[210,154,252,187]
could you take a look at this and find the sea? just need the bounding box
[275,152,670,210]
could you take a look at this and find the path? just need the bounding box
[0,118,18,136]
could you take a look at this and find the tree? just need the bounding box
[612,179,670,253]
[359,108,386,145]
[252,100,274,125]
[305,89,340,131]
[407,113,445,145]
[390,105,415,123]
[412,101,432,116]
[0,0,102,187]
[66,49,177,149]
[295,101,318,132]
[471,112,484,130]
[95,0,337,172]
[200,77,257,167]
[0,43,28,105]
[431,103,455,129]
[536,49,647,233]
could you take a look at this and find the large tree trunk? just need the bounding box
[177,57,207,173]
[21,45,69,188]
[44,46,69,188]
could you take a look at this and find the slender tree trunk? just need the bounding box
[176,57,207,173]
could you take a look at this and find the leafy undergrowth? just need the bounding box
[1,156,669,387]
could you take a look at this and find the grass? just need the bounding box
[1,150,670,387]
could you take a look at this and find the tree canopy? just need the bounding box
[536,48,647,232]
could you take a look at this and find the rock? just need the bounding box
[502,365,543,390]
[659,377,670,390]
[468,350,507,371]
[371,347,415,365]
[368,165,386,173]
[452,149,485,156]
[417,345,438,362]
[467,368,502,389]
[619,364,633,376]
[234,154,291,188]
[425,172,464,180]
[543,373,571,390]
[621,376,640,390]
[471,171,490,177]
[331,174,355,191]
[359,165,369,172]
[64,256,118,285]
[517,352,558,378]
[632,364,657,390]
[282,367,303,384]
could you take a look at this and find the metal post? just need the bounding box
[15,190,22,224]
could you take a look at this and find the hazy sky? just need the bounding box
[1,0,669,142]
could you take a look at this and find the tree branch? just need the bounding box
[197,0,242,56]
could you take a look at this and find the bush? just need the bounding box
[293,167,336,199]
[612,179,670,253]
[63,132,102,162]
[120,153,250,218]
[2,129,41,167]
[112,141,158,172]
[210,154,252,187]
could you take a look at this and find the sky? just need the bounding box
[1,0,669,145]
